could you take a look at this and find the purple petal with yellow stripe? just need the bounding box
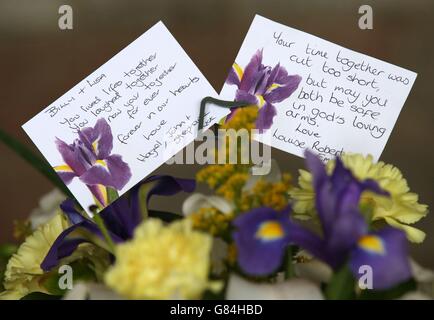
[79,118,113,159]
[224,49,301,132]
[79,154,131,191]
[55,138,87,176]
[233,206,292,276]
[349,228,411,290]
[226,63,243,86]
[54,118,132,205]
[87,184,108,207]
[264,74,301,103]
[55,169,77,185]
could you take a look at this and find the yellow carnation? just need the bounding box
[1,212,110,300]
[0,213,69,299]
[290,153,428,243]
[105,219,220,299]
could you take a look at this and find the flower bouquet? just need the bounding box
[0,52,431,301]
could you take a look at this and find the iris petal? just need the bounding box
[226,63,243,86]
[239,49,264,92]
[233,207,292,276]
[54,164,77,185]
[263,75,301,103]
[349,228,411,290]
[255,102,277,133]
[80,154,132,191]
[290,151,390,270]
[79,118,113,159]
[225,51,301,131]
[55,138,87,175]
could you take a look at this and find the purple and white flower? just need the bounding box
[289,151,412,290]
[54,118,131,206]
[226,49,301,132]
[232,206,292,276]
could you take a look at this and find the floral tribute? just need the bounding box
[0,89,431,301]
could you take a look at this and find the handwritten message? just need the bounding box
[23,21,228,214]
[220,15,417,162]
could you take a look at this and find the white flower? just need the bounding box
[29,189,65,229]
[226,274,323,300]
[182,193,234,216]
[293,250,332,284]
[399,291,431,300]
[401,259,434,299]
[182,193,235,276]
[243,159,281,192]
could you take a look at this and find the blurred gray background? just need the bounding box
[0,0,433,266]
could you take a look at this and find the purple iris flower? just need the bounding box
[226,49,301,132]
[289,151,412,289]
[54,118,131,206]
[233,206,292,276]
[41,175,195,271]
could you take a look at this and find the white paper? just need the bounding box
[23,21,228,214]
[220,15,417,162]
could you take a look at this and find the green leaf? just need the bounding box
[41,273,68,296]
[325,266,356,300]
[92,212,115,253]
[41,260,98,296]
[148,210,183,223]
[0,127,72,197]
[137,182,154,219]
[0,244,17,260]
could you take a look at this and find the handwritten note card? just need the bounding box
[23,21,228,214]
[220,15,417,162]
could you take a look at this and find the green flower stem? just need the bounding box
[284,246,296,279]
[198,96,250,131]
[106,187,119,203]
[92,188,118,252]
[325,266,356,300]
[92,212,116,253]
[148,210,183,223]
[138,183,153,220]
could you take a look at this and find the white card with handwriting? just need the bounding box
[23,21,228,214]
[220,15,416,162]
